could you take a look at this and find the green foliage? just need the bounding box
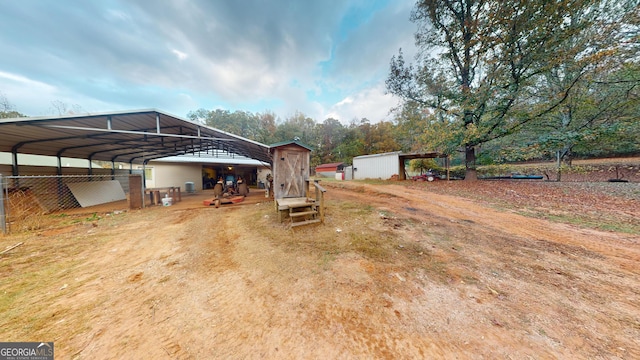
[187,108,263,140]
[387,0,636,177]
[409,159,440,174]
[0,110,25,119]
[0,91,26,119]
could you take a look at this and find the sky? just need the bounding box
[0,0,418,124]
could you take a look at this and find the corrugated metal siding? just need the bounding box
[344,166,353,180]
[353,152,401,180]
[316,171,336,178]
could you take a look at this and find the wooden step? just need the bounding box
[289,210,317,218]
[287,202,316,209]
[290,219,321,227]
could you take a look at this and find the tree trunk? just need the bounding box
[556,150,562,182]
[464,145,477,181]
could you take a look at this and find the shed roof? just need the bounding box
[0,109,272,168]
[269,140,313,152]
[353,151,402,160]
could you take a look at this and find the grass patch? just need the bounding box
[349,232,393,260]
[544,213,640,234]
[248,199,399,263]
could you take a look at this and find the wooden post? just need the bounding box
[129,175,143,209]
[313,181,327,223]
[319,190,325,223]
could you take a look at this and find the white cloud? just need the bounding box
[0,0,416,121]
[171,49,189,61]
[325,83,400,123]
[0,71,57,92]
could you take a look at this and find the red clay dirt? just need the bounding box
[1,181,639,359]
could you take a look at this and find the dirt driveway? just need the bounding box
[1,182,639,359]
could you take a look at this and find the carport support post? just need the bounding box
[446,155,450,181]
[0,174,6,234]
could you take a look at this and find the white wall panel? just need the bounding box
[353,152,401,180]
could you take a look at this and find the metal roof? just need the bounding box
[0,109,272,170]
[269,140,313,151]
[315,162,344,170]
[151,152,270,167]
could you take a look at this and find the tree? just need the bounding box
[334,120,365,163]
[256,111,278,144]
[273,111,317,145]
[387,0,631,180]
[0,92,26,118]
[316,118,346,164]
[392,101,425,152]
[49,100,85,115]
[369,121,401,154]
[186,108,261,140]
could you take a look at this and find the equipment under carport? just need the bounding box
[202,196,244,206]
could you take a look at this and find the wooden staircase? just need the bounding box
[275,180,327,228]
[288,202,321,227]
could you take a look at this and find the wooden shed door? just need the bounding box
[283,150,305,197]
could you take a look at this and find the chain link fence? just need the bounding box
[1,174,139,234]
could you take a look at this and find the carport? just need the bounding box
[398,152,449,180]
[0,109,272,175]
[0,109,273,233]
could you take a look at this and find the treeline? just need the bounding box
[187,99,639,169]
[187,109,402,167]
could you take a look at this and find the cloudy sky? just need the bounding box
[0,0,418,123]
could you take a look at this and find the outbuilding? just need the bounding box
[314,162,344,178]
[269,140,312,199]
[352,151,448,180]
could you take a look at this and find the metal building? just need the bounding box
[352,151,449,180]
[352,151,403,180]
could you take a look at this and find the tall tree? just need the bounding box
[273,111,317,145]
[387,0,630,180]
[186,108,261,140]
[316,118,346,163]
[334,120,366,164]
[256,111,278,144]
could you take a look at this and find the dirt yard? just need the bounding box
[1,180,639,359]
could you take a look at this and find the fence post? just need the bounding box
[0,174,6,234]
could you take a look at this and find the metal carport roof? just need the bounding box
[0,109,272,175]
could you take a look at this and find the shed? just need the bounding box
[315,162,344,178]
[269,140,312,199]
[353,152,402,180]
[269,140,326,228]
[353,151,448,180]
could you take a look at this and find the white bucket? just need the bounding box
[161,197,173,206]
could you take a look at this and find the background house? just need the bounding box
[314,162,344,178]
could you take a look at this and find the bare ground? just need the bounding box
[1,181,639,359]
